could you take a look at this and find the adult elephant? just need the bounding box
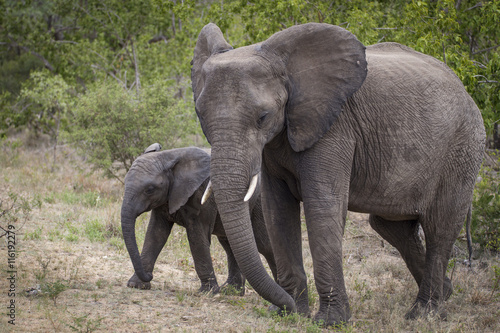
[121,146,277,294]
[191,23,485,325]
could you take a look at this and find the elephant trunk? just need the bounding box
[121,195,153,282]
[210,145,296,312]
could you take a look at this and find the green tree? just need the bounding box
[68,78,202,181]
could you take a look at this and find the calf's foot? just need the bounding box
[127,273,152,290]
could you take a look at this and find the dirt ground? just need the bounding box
[1,139,499,332]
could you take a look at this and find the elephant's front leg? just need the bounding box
[303,196,350,325]
[185,218,219,293]
[300,146,353,325]
[261,171,308,315]
[128,208,173,289]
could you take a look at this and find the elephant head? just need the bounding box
[191,23,367,311]
[121,147,210,283]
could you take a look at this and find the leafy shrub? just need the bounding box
[0,191,42,237]
[68,78,202,181]
[7,70,73,140]
[472,155,500,252]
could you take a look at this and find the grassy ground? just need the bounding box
[1,134,499,332]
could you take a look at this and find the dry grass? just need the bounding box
[1,134,499,332]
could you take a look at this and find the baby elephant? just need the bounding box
[121,146,277,294]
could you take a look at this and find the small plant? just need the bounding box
[0,191,41,236]
[64,221,80,242]
[108,236,125,252]
[253,305,271,318]
[227,298,247,309]
[472,160,500,252]
[67,313,103,333]
[34,258,51,282]
[492,265,500,298]
[84,218,106,242]
[58,190,80,205]
[82,191,101,208]
[91,293,101,302]
[41,279,68,306]
[48,229,62,242]
[95,278,107,290]
[271,311,302,326]
[24,226,43,240]
[65,234,79,242]
[353,278,373,301]
[220,284,244,296]
[176,290,187,303]
[307,278,317,307]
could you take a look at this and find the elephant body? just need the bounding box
[121,147,277,294]
[191,23,486,325]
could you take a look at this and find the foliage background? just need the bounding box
[0,2,498,331]
[1,1,499,246]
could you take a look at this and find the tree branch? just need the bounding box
[131,39,141,95]
[6,37,55,71]
[91,64,126,89]
[465,2,483,11]
[472,44,500,55]
[148,35,168,44]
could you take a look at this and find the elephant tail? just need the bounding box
[466,205,473,267]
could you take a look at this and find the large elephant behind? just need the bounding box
[121,146,277,294]
[191,23,486,326]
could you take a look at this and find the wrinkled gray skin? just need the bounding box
[121,147,277,294]
[191,23,486,325]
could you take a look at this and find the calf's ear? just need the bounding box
[167,148,211,214]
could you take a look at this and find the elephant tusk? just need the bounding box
[244,174,259,202]
[201,180,212,205]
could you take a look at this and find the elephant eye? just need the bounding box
[257,112,269,128]
[145,185,155,195]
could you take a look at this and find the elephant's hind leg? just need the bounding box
[369,215,453,319]
[369,215,426,286]
[406,208,466,320]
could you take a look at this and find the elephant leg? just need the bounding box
[251,201,278,282]
[369,215,453,301]
[128,209,173,289]
[405,205,466,320]
[217,236,245,295]
[304,197,350,325]
[261,171,309,316]
[184,213,219,294]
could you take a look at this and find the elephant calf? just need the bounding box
[121,146,277,294]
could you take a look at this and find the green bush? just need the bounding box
[68,78,203,181]
[8,71,73,141]
[472,155,500,252]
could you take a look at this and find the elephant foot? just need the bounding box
[198,280,220,294]
[198,278,220,294]
[127,273,152,290]
[313,306,351,328]
[405,299,447,321]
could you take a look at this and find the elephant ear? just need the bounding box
[261,23,367,152]
[168,148,211,215]
[191,23,233,102]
